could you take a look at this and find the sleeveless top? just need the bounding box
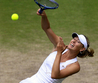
[20,49,77,83]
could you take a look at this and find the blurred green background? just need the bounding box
[0,0,98,51]
[0,0,98,83]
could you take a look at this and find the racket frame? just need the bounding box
[34,0,59,14]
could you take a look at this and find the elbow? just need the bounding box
[51,74,59,79]
[51,75,56,79]
[42,26,50,31]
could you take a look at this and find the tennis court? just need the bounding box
[0,0,98,83]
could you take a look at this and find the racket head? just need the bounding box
[34,0,59,14]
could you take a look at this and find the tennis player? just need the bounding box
[20,9,94,83]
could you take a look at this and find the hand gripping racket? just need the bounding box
[34,0,59,14]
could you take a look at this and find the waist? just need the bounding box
[37,69,53,83]
[36,68,62,83]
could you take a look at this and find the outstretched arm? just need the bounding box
[37,9,59,48]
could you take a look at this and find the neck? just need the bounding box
[64,49,78,60]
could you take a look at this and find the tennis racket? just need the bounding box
[34,0,59,14]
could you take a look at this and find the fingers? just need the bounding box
[58,37,64,46]
[64,45,68,50]
[57,37,67,53]
[36,9,41,15]
[36,9,46,16]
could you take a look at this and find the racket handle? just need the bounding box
[39,8,43,14]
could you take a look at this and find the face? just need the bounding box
[68,37,84,52]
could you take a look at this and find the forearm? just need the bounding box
[51,52,62,78]
[37,9,59,48]
[41,13,50,31]
[51,37,67,78]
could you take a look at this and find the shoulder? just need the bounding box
[66,61,80,73]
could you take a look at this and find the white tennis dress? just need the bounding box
[20,49,77,83]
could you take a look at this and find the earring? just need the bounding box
[80,51,83,54]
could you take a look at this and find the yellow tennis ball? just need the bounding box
[11,13,19,21]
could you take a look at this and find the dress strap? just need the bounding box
[65,57,77,66]
[62,49,68,54]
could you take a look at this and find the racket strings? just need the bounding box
[36,0,58,7]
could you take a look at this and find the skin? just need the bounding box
[37,9,85,79]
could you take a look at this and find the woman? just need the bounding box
[20,9,94,83]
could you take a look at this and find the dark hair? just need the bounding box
[77,35,94,58]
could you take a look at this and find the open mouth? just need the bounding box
[71,43,74,47]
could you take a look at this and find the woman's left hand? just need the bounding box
[56,37,67,53]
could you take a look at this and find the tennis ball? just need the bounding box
[11,13,19,21]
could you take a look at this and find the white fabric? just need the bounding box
[78,35,87,49]
[20,49,77,83]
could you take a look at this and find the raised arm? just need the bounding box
[37,9,59,48]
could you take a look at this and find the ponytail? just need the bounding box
[87,48,94,57]
[77,48,94,58]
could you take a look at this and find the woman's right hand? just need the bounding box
[37,9,46,16]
